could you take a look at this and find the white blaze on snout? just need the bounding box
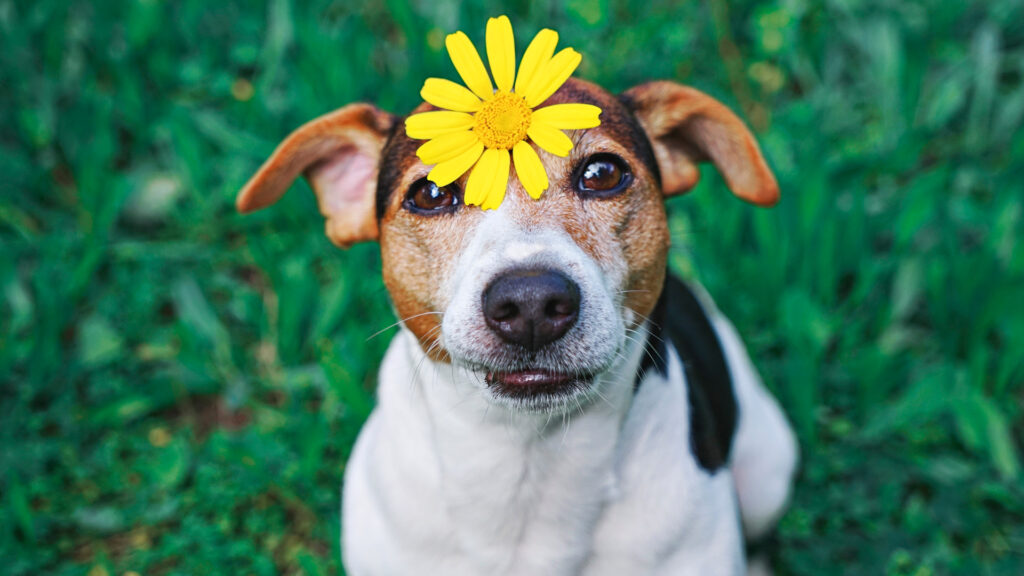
[502,241,547,263]
[441,207,627,387]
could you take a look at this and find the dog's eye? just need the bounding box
[575,154,632,197]
[405,178,460,215]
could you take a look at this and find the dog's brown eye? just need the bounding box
[576,154,631,197]
[405,178,460,215]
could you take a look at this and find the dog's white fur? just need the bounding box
[342,207,798,575]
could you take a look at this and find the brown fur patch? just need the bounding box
[379,199,484,362]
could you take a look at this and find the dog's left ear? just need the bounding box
[622,81,779,206]
[236,103,395,248]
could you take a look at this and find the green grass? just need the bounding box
[3,0,1023,574]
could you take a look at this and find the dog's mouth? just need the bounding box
[484,369,595,400]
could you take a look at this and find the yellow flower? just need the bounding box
[405,16,602,210]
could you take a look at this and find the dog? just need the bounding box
[237,77,798,575]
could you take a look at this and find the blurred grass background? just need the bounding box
[3,0,1024,574]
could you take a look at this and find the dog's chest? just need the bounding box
[342,331,743,576]
[427,401,630,574]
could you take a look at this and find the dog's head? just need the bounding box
[238,79,777,412]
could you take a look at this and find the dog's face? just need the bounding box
[238,79,777,412]
[374,81,670,411]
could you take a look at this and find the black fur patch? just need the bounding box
[744,530,778,560]
[375,119,411,219]
[634,274,737,472]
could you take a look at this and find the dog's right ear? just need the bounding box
[236,103,395,248]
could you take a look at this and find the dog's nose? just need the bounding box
[482,269,581,351]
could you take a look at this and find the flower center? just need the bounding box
[474,91,532,150]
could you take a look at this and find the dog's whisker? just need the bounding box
[622,328,666,373]
[588,383,614,411]
[542,407,555,434]
[409,325,445,390]
[625,310,659,330]
[559,405,571,448]
[626,327,663,347]
[367,310,444,342]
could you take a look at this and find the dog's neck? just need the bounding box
[374,326,651,572]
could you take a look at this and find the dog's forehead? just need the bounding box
[375,78,659,218]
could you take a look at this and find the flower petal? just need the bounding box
[527,123,574,157]
[480,149,511,210]
[428,140,484,186]
[464,153,493,206]
[465,148,507,207]
[486,16,516,93]
[514,28,558,95]
[512,141,548,199]
[416,130,480,165]
[421,78,482,112]
[524,48,582,107]
[446,31,494,100]
[531,103,602,130]
[405,111,475,139]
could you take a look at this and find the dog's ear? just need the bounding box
[236,103,395,248]
[622,81,779,206]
